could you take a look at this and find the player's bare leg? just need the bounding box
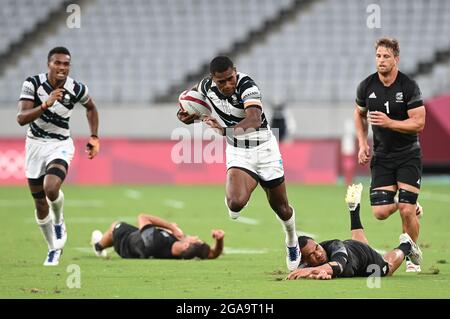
[225,168,258,219]
[384,249,406,276]
[29,177,62,265]
[44,162,68,250]
[91,221,117,258]
[371,185,398,220]
[263,182,300,271]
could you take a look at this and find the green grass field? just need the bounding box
[0,183,449,298]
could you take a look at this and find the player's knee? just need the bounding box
[372,206,391,220]
[398,203,416,218]
[370,189,396,206]
[398,189,418,205]
[226,197,246,212]
[43,185,59,201]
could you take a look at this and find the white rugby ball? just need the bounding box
[178,90,212,118]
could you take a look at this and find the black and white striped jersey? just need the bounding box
[196,72,272,147]
[19,73,89,141]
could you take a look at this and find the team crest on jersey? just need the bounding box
[230,94,239,106]
[62,93,71,106]
[395,92,403,102]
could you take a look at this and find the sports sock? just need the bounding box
[47,190,64,224]
[350,204,364,230]
[278,206,298,247]
[35,211,55,250]
[94,243,104,252]
[397,242,412,257]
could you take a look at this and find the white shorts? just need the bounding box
[226,134,284,186]
[25,137,75,179]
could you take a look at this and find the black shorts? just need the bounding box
[112,222,139,258]
[345,240,389,277]
[370,150,422,190]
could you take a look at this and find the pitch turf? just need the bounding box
[0,183,449,298]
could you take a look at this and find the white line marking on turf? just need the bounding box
[233,216,260,225]
[0,199,104,207]
[26,216,135,224]
[224,247,268,254]
[124,189,142,199]
[163,199,185,209]
[420,191,450,203]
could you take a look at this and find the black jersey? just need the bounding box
[320,239,389,278]
[118,224,178,259]
[356,71,424,158]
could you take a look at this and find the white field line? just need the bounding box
[26,216,135,224]
[420,191,450,203]
[233,216,260,225]
[124,189,142,199]
[163,199,185,209]
[0,199,104,207]
[223,247,268,254]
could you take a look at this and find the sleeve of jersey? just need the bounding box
[328,241,349,277]
[355,81,367,110]
[241,84,262,109]
[19,80,35,101]
[77,83,90,105]
[196,77,210,96]
[406,80,424,110]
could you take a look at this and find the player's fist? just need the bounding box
[177,108,199,124]
[86,135,100,159]
[46,88,65,107]
[212,229,225,240]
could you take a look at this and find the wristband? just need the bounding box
[40,102,48,111]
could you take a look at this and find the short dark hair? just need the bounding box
[179,242,210,259]
[375,37,400,56]
[48,46,71,62]
[298,236,313,249]
[210,56,234,75]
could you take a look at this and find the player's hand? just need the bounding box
[368,111,393,128]
[177,108,199,124]
[357,144,371,165]
[212,229,225,240]
[171,223,184,240]
[86,135,100,159]
[286,268,312,280]
[46,88,65,107]
[203,116,225,135]
[305,270,332,280]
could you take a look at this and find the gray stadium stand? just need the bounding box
[0,0,293,104]
[0,0,66,54]
[236,0,450,104]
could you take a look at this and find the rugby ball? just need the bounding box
[178,90,212,118]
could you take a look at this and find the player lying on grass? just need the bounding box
[287,184,422,280]
[91,214,224,260]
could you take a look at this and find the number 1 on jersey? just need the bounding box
[384,101,390,114]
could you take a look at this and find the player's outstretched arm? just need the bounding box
[354,105,370,165]
[286,263,335,280]
[83,97,100,159]
[208,229,225,259]
[137,213,184,239]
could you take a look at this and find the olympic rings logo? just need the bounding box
[0,150,25,179]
